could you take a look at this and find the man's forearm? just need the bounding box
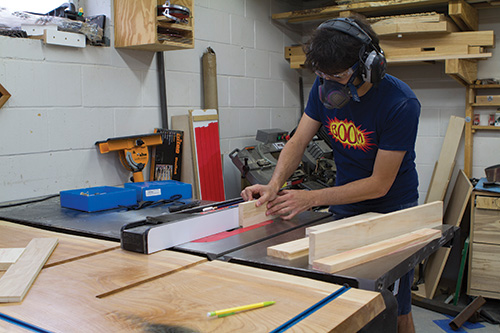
[268,139,307,191]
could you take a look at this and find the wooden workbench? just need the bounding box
[0,220,385,332]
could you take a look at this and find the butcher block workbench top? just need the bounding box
[0,220,385,332]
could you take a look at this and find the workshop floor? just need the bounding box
[413,303,500,333]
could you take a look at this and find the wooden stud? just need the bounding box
[309,202,443,265]
[313,228,441,274]
[0,238,58,302]
[267,238,309,260]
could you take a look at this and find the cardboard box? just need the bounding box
[124,180,192,202]
[60,186,137,212]
[150,128,183,181]
[476,95,500,104]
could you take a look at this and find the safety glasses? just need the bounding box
[315,62,358,81]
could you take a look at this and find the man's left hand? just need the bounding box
[266,189,313,220]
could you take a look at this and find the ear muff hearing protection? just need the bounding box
[317,18,387,86]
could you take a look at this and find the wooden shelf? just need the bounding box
[471,103,500,107]
[472,125,500,130]
[471,84,500,89]
[114,0,194,51]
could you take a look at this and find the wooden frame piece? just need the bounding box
[0,238,58,302]
[0,83,11,109]
[238,200,278,228]
[267,213,382,260]
[313,228,441,274]
[309,201,443,265]
[267,238,309,260]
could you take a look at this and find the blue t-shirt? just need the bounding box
[305,74,420,214]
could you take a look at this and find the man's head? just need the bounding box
[304,16,385,85]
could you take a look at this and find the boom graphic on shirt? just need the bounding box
[326,117,375,152]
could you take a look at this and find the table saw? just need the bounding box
[0,195,458,332]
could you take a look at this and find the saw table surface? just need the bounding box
[174,210,332,260]
[0,195,202,241]
[0,220,385,332]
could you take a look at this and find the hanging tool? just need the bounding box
[157,1,190,24]
[95,133,163,183]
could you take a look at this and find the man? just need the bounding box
[241,16,420,332]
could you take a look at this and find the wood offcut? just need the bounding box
[0,238,58,302]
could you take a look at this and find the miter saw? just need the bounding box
[95,133,163,182]
[230,127,336,190]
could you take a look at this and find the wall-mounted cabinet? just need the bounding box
[468,190,500,300]
[114,0,194,51]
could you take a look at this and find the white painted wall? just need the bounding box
[0,1,498,204]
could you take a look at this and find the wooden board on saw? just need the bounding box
[0,220,119,266]
[425,116,465,204]
[238,200,279,228]
[266,212,382,260]
[309,201,443,265]
[267,237,310,260]
[414,170,472,299]
[306,212,382,235]
[0,238,58,302]
[313,228,441,274]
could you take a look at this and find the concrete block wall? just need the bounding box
[0,1,499,205]
[0,0,303,202]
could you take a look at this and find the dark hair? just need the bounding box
[304,15,380,75]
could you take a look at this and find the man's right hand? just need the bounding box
[240,184,280,209]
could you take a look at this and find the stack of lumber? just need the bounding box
[368,12,459,36]
[284,29,493,67]
[267,201,443,274]
[278,0,494,84]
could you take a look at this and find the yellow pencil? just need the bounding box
[207,301,275,318]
